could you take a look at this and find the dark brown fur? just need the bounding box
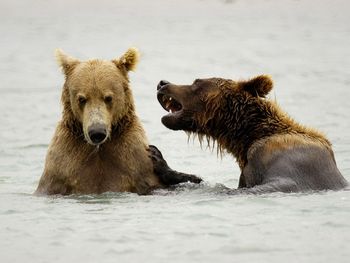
[154,76,348,193]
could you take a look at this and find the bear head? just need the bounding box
[55,48,139,146]
[156,75,273,132]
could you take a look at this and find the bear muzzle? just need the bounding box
[87,123,108,145]
[157,80,170,90]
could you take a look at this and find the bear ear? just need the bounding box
[55,49,80,76]
[112,47,140,73]
[241,75,273,97]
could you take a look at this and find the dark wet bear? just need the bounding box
[152,75,348,194]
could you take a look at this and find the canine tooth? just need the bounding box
[165,101,171,110]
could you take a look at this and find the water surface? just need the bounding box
[1,0,350,262]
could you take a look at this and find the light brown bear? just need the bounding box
[151,76,348,193]
[35,48,201,195]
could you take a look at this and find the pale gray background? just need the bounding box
[1,0,350,262]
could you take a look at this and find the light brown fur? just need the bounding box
[36,48,162,195]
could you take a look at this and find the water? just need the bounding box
[1,0,350,262]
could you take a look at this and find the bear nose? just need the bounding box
[157,80,170,90]
[88,124,107,145]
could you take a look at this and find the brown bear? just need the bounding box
[35,48,201,195]
[151,76,348,193]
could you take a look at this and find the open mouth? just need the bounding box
[157,91,193,130]
[157,93,183,114]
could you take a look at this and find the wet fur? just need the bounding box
[196,80,331,168]
[36,114,160,195]
[35,49,161,195]
[158,76,348,193]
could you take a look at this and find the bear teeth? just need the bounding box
[160,94,182,113]
[165,101,172,110]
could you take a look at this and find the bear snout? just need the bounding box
[157,80,170,90]
[87,123,108,145]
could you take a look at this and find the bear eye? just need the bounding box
[104,96,113,104]
[78,96,87,106]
